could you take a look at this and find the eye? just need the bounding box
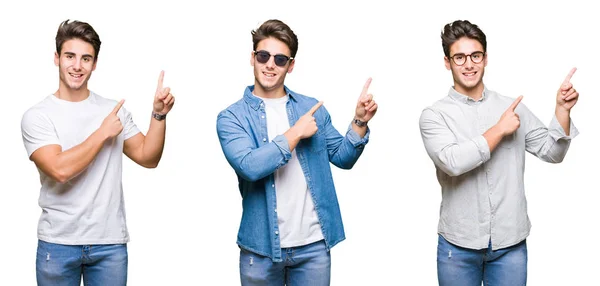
[472,53,481,60]
[274,55,289,66]
[256,51,271,63]
[454,55,464,61]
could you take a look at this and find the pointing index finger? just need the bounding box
[508,96,523,112]
[563,67,577,84]
[307,101,324,116]
[156,70,165,92]
[360,78,372,99]
[112,99,125,114]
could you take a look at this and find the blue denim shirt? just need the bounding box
[216,85,370,262]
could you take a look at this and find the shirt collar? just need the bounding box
[448,86,489,105]
[243,85,297,110]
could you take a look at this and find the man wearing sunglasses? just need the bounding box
[20,20,175,286]
[419,20,579,285]
[217,19,377,285]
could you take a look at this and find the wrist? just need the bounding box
[152,111,167,121]
[555,105,570,116]
[353,118,368,128]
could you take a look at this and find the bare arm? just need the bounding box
[123,71,175,168]
[30,100,125,183]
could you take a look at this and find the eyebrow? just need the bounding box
[63,52,95,59]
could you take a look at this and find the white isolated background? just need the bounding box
[1,0,597,285]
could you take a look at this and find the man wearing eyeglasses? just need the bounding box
[216,19,377,285]
[419,20,579,285]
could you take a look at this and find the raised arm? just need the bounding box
[124,71,175,168]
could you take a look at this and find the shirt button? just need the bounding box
[261,115,265,119]
[263,138,267,142]
[275,231,279,235]
[274,209,277,213]
[272,184,275,188]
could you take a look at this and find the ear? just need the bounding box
[287,59,295,74]
[484,52,488,67]
[54,52,60,66]
[250,51,255,67]
[444,56,451,70]
[92,59,97,71]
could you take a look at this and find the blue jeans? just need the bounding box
[437,235,527,286]
[240,240,331,286]
[36,240,127,286]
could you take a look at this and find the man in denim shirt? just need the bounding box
[420,20,579,285]
[217,19,377,285]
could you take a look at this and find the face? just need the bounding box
[445,37,487,97]
[251,37,294,97]
[54,38,97,92]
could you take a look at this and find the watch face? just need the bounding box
[354,119,366,127]
[153,112,166,121]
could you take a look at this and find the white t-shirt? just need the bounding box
[21,91,140,245]
[261,95,324,248]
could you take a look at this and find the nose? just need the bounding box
[265,55,276,69]
[463,56,474,69]
[72,58,82,70]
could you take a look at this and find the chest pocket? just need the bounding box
[498,132,517,149]
[305,126,327,153]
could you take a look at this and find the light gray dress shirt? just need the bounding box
[419,87,578,250]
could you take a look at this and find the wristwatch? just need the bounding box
[353,118,367,127]
[152,111,167,121]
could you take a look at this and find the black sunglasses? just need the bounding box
[254,50,293,67]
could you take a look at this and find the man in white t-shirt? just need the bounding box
[21,19,175,286]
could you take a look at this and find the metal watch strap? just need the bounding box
[353,118,367,127]
[152,111,167,121]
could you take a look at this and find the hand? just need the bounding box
[291,101,323,139]
[100,99,125,139]
[153,71,175,115]
[556,67,578,112]
[497,96,523,136]
[355,78,378,122]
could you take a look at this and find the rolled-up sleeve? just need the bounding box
[217,110,291,182]
[523,105,579,163]
[419,108,490,177]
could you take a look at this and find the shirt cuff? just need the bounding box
[346,123,370,147]
[472,135,491,163]
[272,134,292,161]
[549,116,579,140]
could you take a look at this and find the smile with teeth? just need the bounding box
[463,71,477,77]
[263,72,276,78]
[70,73,84,79]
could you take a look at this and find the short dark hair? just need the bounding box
[441,20,486,57]
[251,19,298,58]
[55,19,101,61]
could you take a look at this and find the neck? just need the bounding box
[55,83,90,102]
[455,83,484,101]
[253,82,286,99]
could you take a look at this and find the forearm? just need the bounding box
[49,130,108,183]
[227,138,291,181]
[482,125,505,152]
[139,118,166,167]
[328,124,368,169]
[351,120,368,138]
[283,127,301,151]
[555,106,571,135]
